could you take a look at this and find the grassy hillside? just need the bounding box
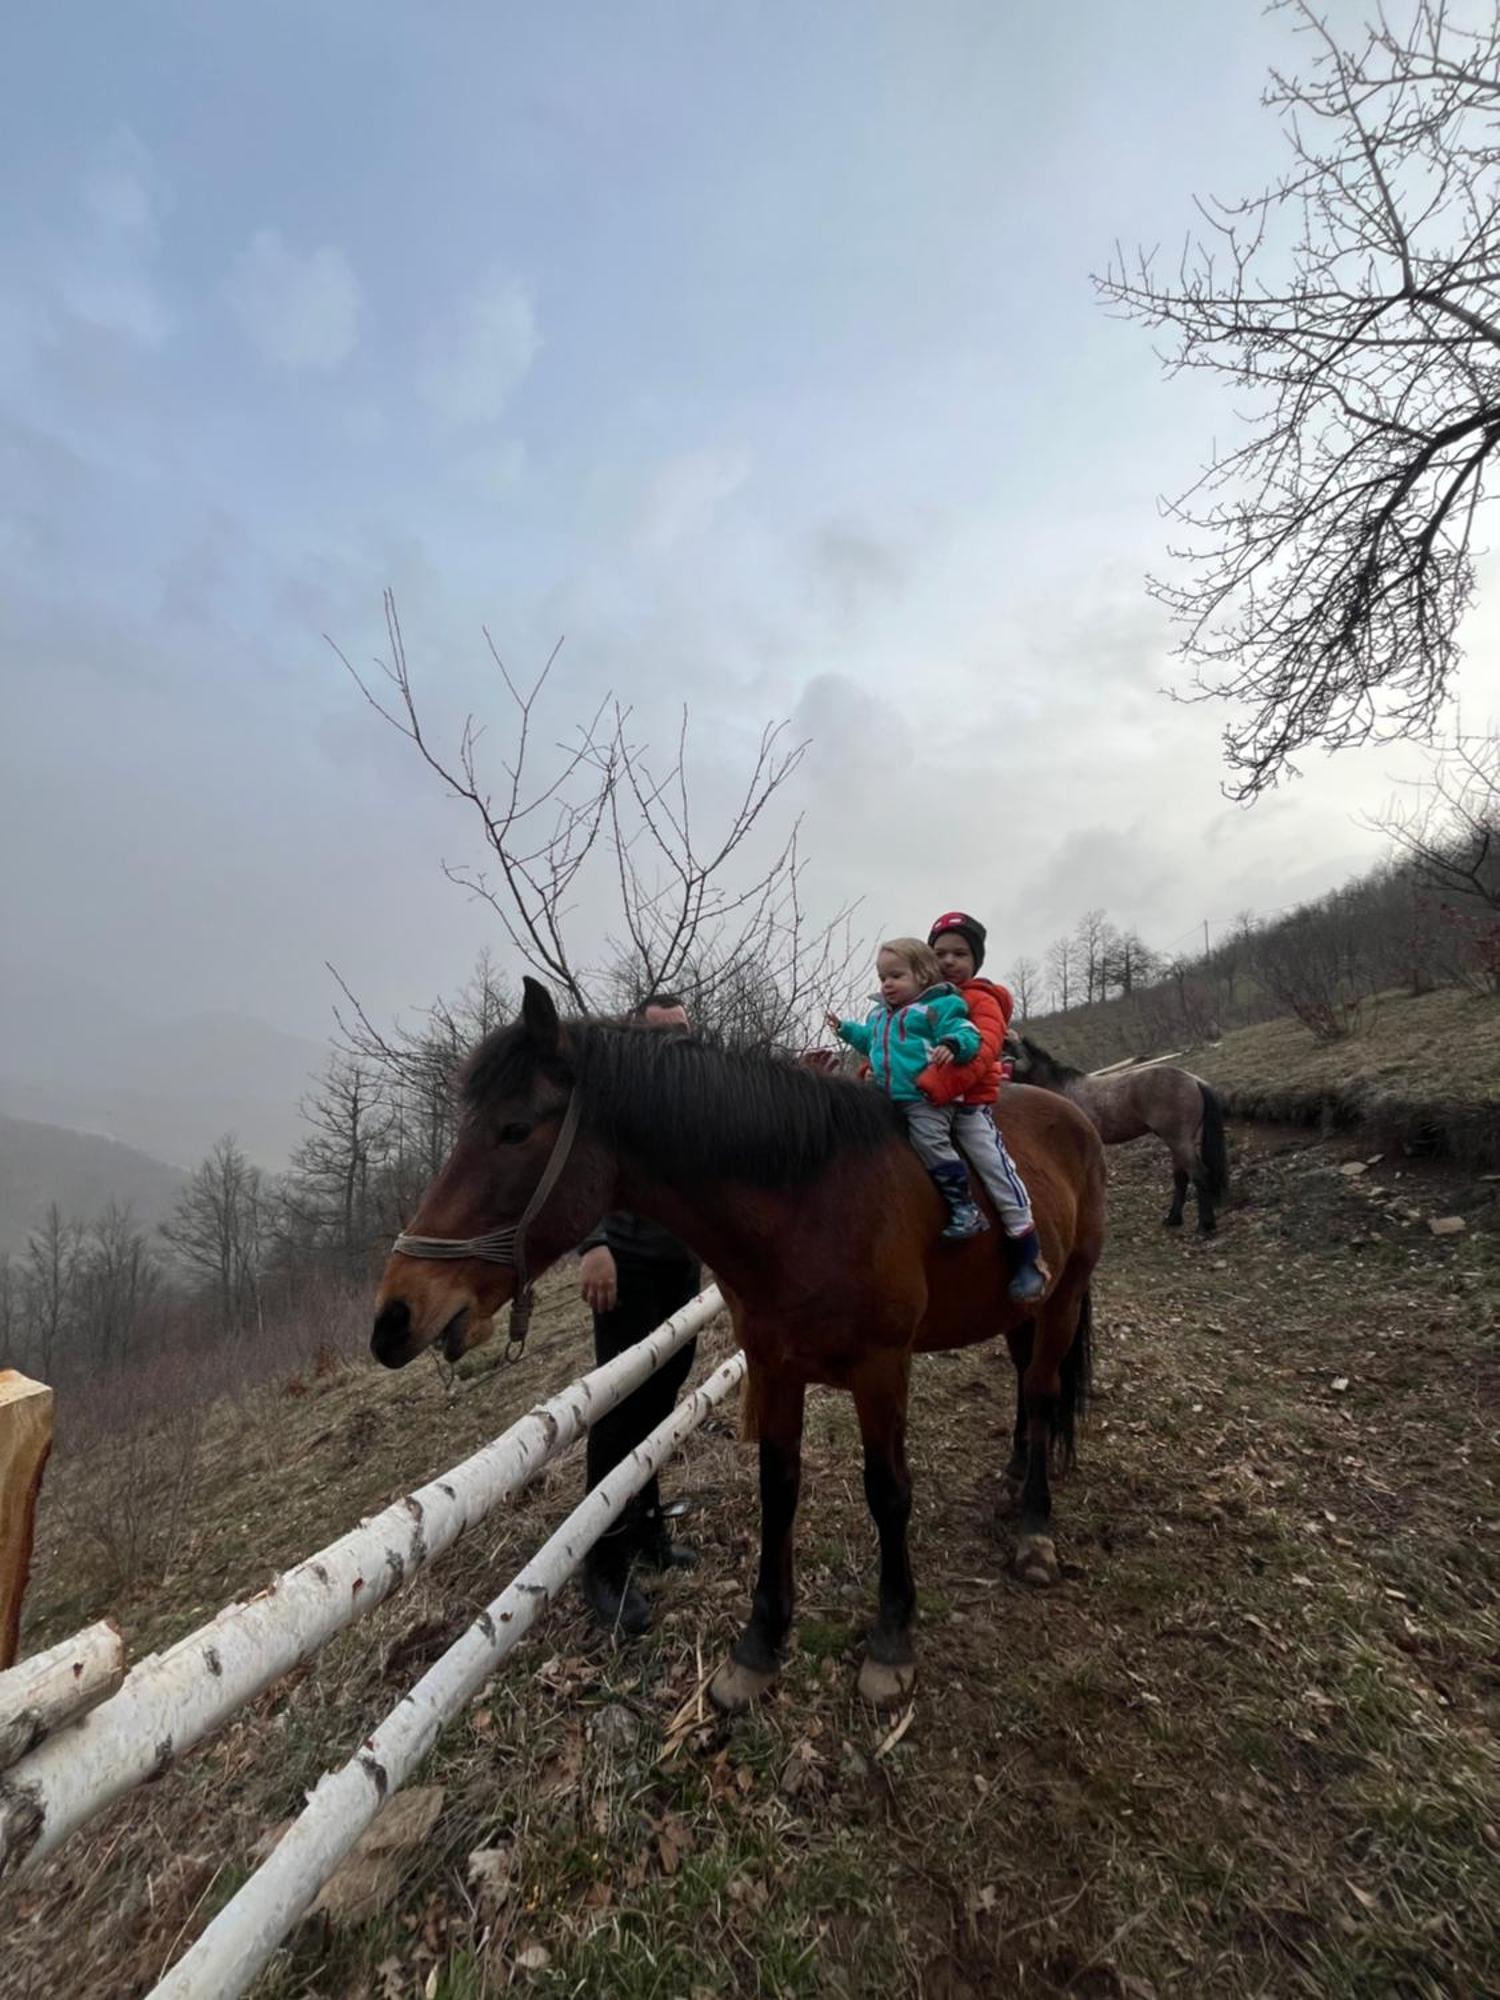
[0,1111,188,1254]
[1193,987,1500,1158]
[1025,985,1500,1167]
[6,1133,1497,1998]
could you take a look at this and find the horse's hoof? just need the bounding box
[708,1655,778,1714]
[1162,1213,1184,1230]
[857,1654,916,1706]
[1014,1534,1060,1587]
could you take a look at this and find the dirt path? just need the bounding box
[5,1128,1497,1998]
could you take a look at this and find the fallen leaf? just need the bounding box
[875,1703,916,1759]
[467,1845,515,1912]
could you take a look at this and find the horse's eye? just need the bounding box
[497,1121,532,1146]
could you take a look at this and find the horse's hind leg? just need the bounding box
[710,1361,805,1714]
[1012,1282,1091,1588]
[996,1323,1033,1517]
[1164,1163,1190,1228]
[851,1352,917,1707]
[1192,1163,1218,1235]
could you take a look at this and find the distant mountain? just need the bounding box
[0,1113,189,1255]
[0,987,330,1170]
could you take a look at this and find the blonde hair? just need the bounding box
[877,936,942,988]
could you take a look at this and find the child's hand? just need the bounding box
[928,1045,954,1068]
[825,1011,842,1035]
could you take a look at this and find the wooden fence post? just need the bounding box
[0,1372,54,1670]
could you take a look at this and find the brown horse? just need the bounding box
[1009,1035,1229,1235]
[371,981,1106,1711]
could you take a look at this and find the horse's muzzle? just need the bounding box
[372,1298,420,1369]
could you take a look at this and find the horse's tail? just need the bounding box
[1053,1287,1093,1471]
[1198,1082,1230,1201]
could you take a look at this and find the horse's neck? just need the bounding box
[611,1159,781,1291]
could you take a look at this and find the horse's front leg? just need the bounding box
[710,1360,805,1713]
[852,1351,917,1707]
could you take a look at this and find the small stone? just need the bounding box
[1339,1161,1368,1177]
[1428,1215,1468,1237]
[590,1702,641,1752]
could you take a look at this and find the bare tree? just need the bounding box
[1074,909,1119,1006]
[1372,724,1500,909]
[24,1204,83,1380]
[1046,934,1078,1012]
[333,594,858,1040]
[284,1058,395,1279]
[161,1137,268,1338]
[1007,955,1040,1019]
[0,1254,18,1368]
[1103,930,1159,998]
[1098,2,1500,796]
[77,1205,164,1371]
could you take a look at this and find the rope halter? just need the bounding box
[390,1092,584,1360]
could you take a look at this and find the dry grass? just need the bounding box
[1195,987,1500,1167]
[4,1133,1498,1998]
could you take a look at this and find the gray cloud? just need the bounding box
[419,272,540,427]
[225,230,361,371]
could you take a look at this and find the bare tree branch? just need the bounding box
[1096,0,1500,795]
[334,595,860,1045]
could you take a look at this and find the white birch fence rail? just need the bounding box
[0,1285,727,1888]
[151,1351,747,2000]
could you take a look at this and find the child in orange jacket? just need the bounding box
[921,911,1048,1303]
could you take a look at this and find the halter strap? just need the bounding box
[390,1092,584,1358]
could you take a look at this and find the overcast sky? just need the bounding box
[4,0,1498,1045]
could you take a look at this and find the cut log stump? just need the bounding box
[0,1373,54,1670]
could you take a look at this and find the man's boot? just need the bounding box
[637,1502,699,1574]
[580,1527,652,1637]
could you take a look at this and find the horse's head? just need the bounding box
[371,979,615,1369]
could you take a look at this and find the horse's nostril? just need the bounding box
[372,1298,413,1365]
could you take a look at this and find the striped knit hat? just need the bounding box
[927,910,987,971]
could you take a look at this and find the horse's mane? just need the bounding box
[1016,1035,1084,1084]
[464,1019,903,1189]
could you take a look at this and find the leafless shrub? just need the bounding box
[1252,907,1371,1042]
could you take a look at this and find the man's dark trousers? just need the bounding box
[585,1248,701,1580]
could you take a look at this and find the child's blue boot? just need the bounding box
[929,1162,988,1240]
[1006,1227,1049,1304]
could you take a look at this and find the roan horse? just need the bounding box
[372,981,1106,1711]
[1009,1035,1229,1235]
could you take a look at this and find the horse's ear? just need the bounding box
[520,977,561,1054]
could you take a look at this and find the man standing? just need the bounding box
[577,993,701,1634]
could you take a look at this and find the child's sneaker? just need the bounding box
[1006,1227,1050,1304]
[929,1163,990,1240]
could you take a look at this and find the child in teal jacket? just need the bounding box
[826,937,988,1238]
